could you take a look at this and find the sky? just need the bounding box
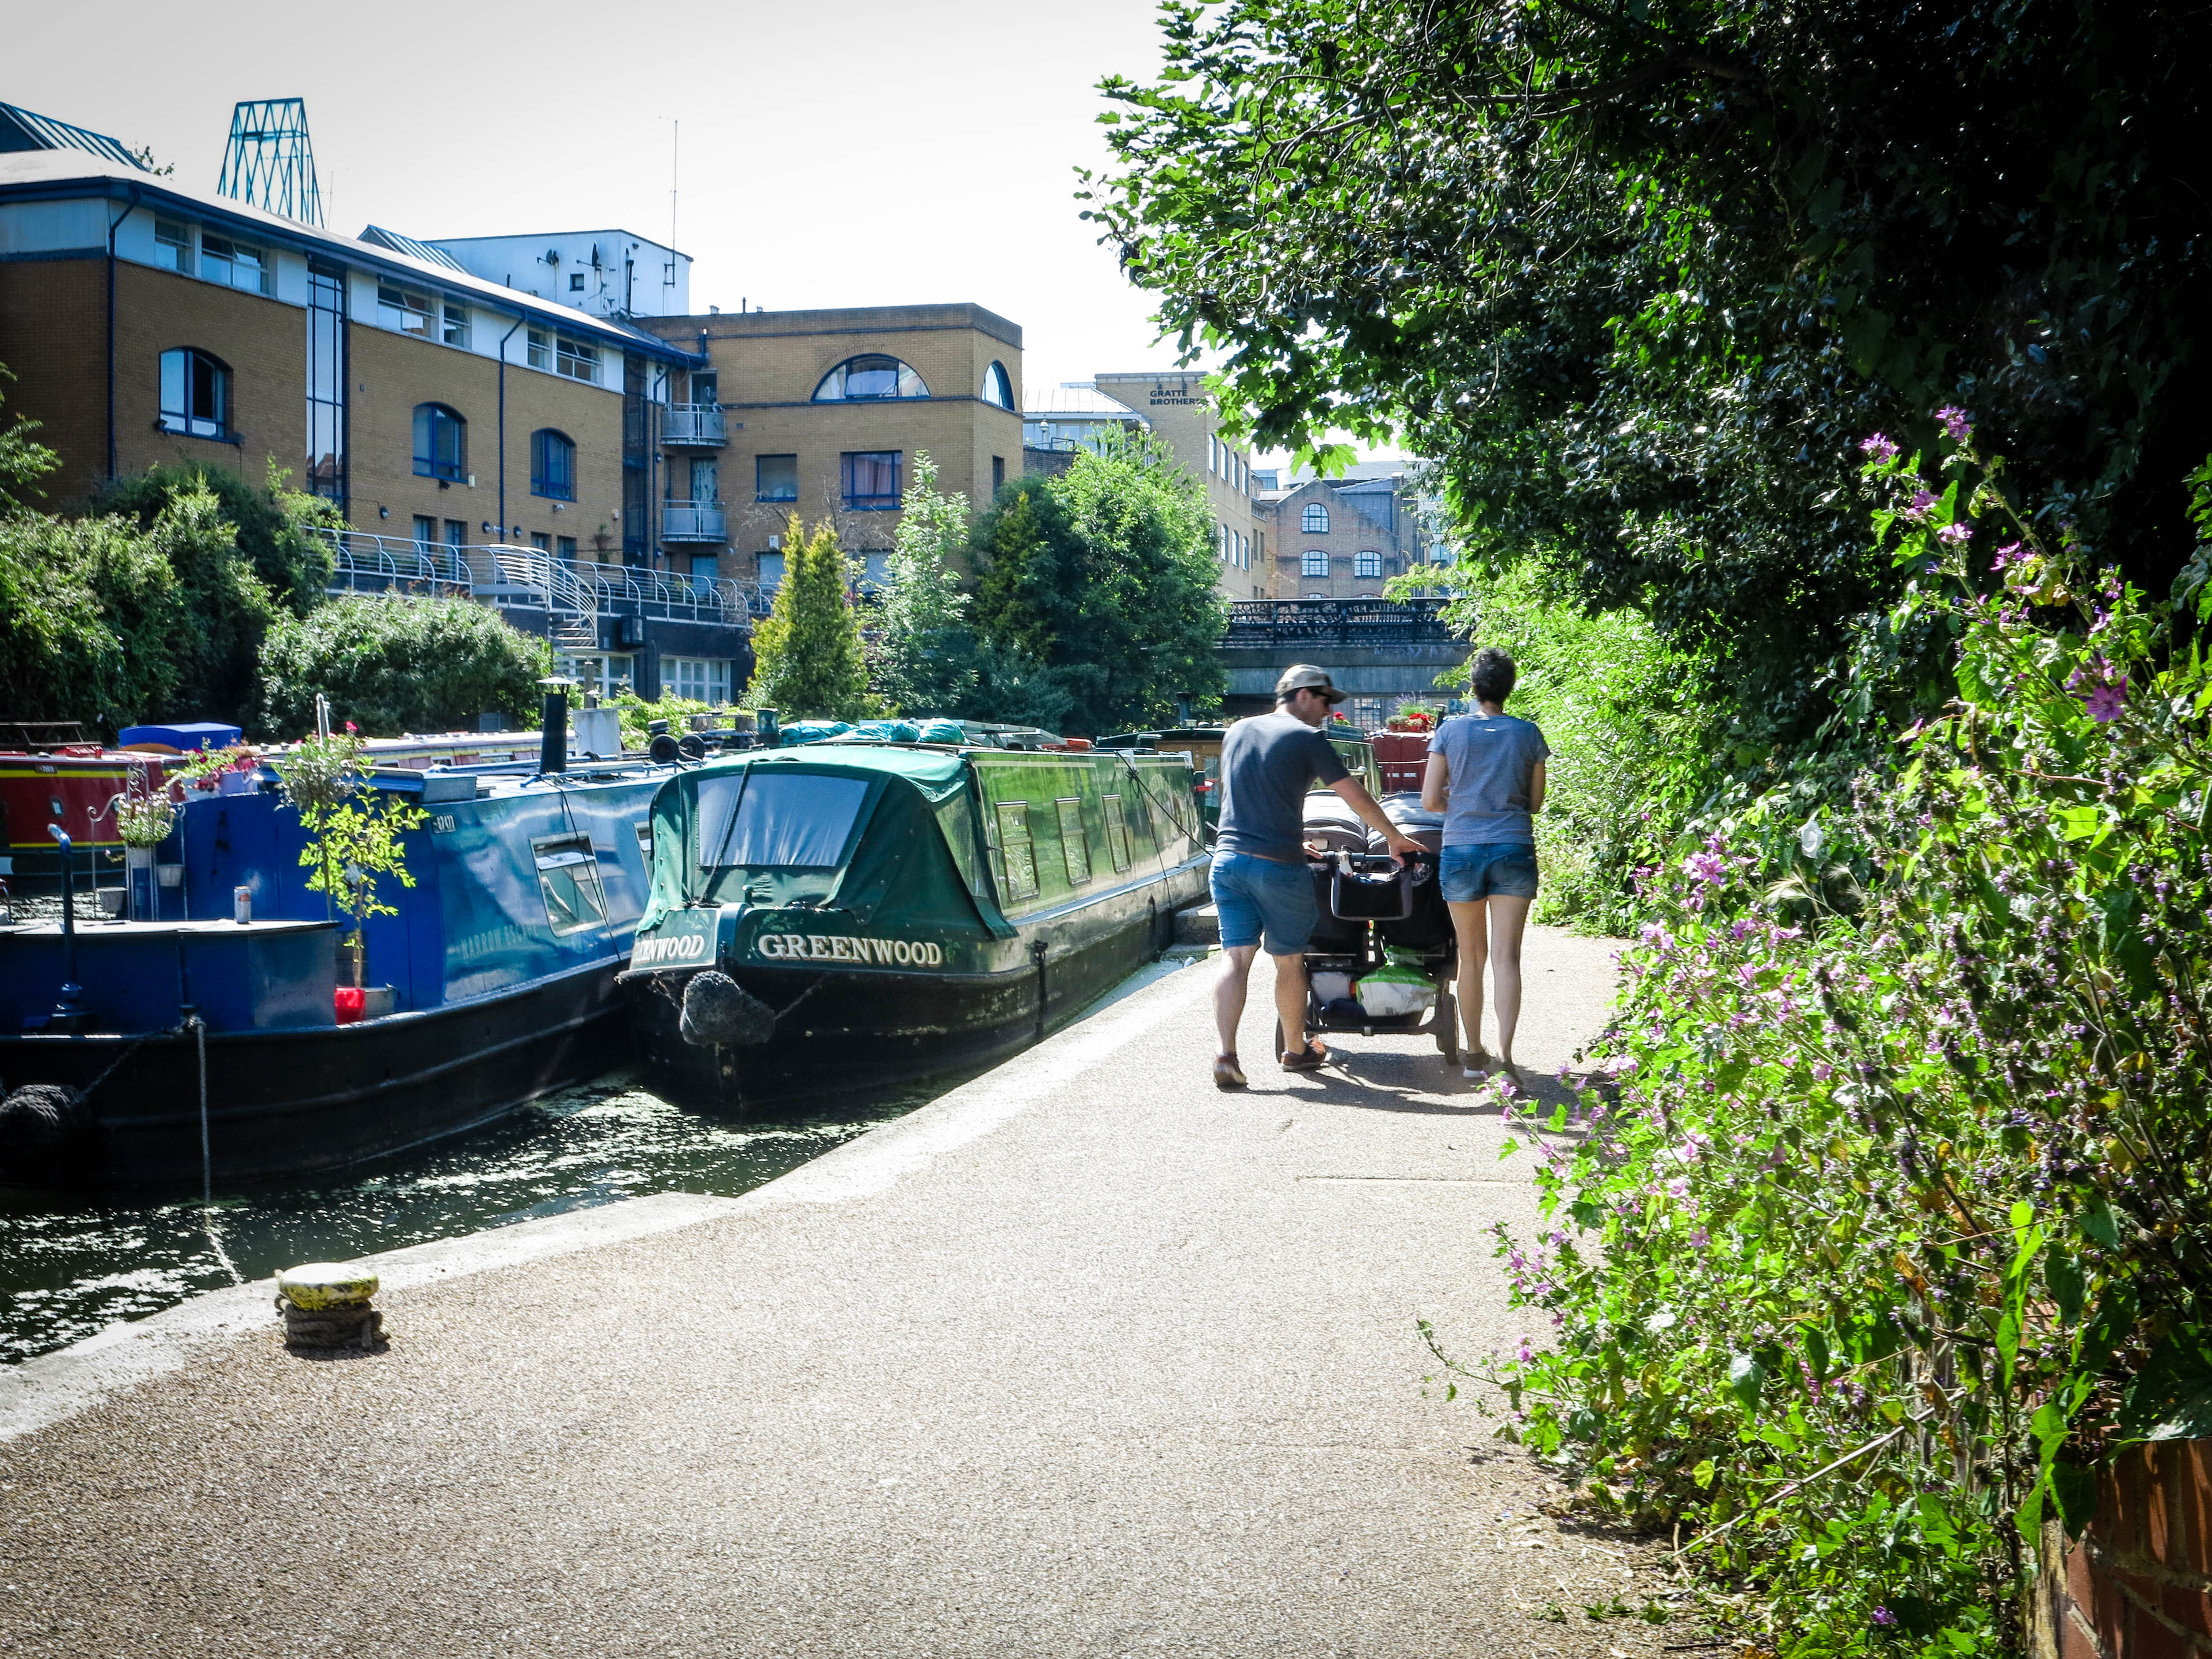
[11,0,1395,470]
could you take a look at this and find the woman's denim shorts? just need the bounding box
[1210,851,1319,956]
[1440,842,1540,903]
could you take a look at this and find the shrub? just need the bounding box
[94,459,338,615]
[257,594,549,738]
[748,513,875,722]
[1463,427,2212,1653]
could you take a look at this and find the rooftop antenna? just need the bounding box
[217,98,323,226]
[667,118,679,304]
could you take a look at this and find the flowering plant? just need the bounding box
[1452,426,2212,1653]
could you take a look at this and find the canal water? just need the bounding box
[0,1069,940,1365]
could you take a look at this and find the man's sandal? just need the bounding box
[1279,1041,1329,1073]
[1213,1055,1248,1090]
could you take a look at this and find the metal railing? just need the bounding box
[661,500,727,542]
[1222,597,1454,647]
[319,530,763,626]
[661,404,727,445]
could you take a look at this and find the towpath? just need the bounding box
[0,925,1689,1656]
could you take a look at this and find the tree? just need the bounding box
[257,593,550,739]
[747,512,874,721]
[95,460,339,616]
[970,431,1226,734]
[1086,0,2211,731]
[872,452,978,716]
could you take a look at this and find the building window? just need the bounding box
[413,403,466,481]
[531,428,576,500]
[1208,434,1218,474]
[690,554,719,582]
[531,532,551,552]
[378,284,434,336]
[527,328,550,369]
[557,535,577,562]
[1302,549,1329,578]
[980,360,1013,410]
[200,234,270,295]
[442,301,470,349]
[1429,540,1450,565]
[556,336,599,383]
[1355,550,1381,578]
[554,653,635,699]
[665,657,733,704]
[1302,503,1330,533]
[157,348,230,439]
[568,272,585,292]
[813,354,928,401]
[756,454,798,502]
[992,455,1005,491]
[305,263,346,503]
[154,219,193,274]
[841,450,902,510]
[445,518,466,548]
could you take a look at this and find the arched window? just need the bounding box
[1302,549,1329,577]
[413,403,466,481]
[531,429,575,501]
[980,360,1014,410]
[158,348,230,439]
[1354,550,1381,578]
[813,354,929,401]
[1302,502,1330,533]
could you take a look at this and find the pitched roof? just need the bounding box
[359,225,467,271]
[0,101,139,169]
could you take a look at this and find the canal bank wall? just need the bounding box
[1,931,1687,1657]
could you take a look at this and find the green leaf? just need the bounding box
[2079,1196,2122,1249]
[2045,1247,2086,1325]
[1692,1459,1716,1490]
[2118,1328,2212,1441]
[1804,1325,1830,1378]
[2050,1461,2100,1541]
[1729,1353,1765,1414]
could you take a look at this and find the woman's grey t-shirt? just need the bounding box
[1431,713,1550,846]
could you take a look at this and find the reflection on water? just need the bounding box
[0,1069,936,1365]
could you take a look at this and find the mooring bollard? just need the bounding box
[275,1263,384,1349]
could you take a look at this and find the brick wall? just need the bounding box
[0,256,109,507]
[2032,1441,2212,1658]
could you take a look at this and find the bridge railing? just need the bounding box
[1222,597,1455,647]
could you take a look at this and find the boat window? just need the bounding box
[1056,798,1092,885]
[993,801,1039,901]
[696,772,870,869]
[634,820,653,860]
[1101,794,1132,873]
[533,833,608,936]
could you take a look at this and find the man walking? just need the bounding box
[1210,666,1423,1088]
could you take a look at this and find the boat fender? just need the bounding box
[0,1083,93,1180]
[680,970,776,1048]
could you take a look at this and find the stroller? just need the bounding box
[1278,794,1460,1066]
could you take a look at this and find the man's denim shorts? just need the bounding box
[1440,842,1541,903]
[1210,851,1319,956]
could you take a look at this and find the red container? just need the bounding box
[334,987,365,1024]
[1371,730,1431,793]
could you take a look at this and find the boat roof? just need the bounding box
[693,743,970,790]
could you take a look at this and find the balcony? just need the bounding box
[662,403,727,447]
[662,500,727,543]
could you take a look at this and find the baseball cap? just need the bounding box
[1275,664,1348,704]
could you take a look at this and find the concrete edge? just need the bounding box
[0,954,1207,1444]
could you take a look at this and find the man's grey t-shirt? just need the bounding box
[1214,712,1350,863]
[1431,713,1550,845]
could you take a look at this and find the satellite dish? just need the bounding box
[545,248,561,265]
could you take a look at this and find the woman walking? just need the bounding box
[1421,648,1549,1078]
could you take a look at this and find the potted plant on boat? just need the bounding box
[276,726,428,1019]
[110,761,177,920]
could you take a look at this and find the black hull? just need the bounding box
[0,961,630,1191]
[629,880,1192,1111]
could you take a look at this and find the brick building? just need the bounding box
[633,304,1024,593]
[1256,463,1442,600]
[1087,372,1267,601]
[0,141,751,703]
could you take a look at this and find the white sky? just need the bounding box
[10,0,1392,471]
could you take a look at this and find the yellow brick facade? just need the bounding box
[1090,371,1267,602]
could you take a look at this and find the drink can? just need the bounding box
[233,885,252,925]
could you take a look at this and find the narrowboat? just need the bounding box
[1097,724,1381,839]
[621,741,1210,1108]
[0,750,668,1189]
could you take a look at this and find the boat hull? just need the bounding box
[628,867,1201,1110]
[0,960,628,1190]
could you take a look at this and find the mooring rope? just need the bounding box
[189,1016,240,1286]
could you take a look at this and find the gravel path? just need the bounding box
[0,926,1695,1656]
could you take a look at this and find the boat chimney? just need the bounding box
[538,678,575,775]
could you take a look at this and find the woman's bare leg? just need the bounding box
[1447,899,1490,1062]
[1487,895,1533,1066]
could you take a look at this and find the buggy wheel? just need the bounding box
[1435,986,1459,1063]
[1272,1017,1284,1062]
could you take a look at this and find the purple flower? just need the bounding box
[1859,433,1899,464]
[1937,523,1971,546]
[2083,682,2127,723]
[1906,489,1939,519]
[1871,1606,1897,1627]
[1991,541,2024,571]
[1516,1336,1534,1364]
[1682,850,1729,886]
[1936,405,1971,442]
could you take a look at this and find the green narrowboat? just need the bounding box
[621,741,1210,1108]
[1099,725,1382,839]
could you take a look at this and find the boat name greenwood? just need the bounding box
[755,933,945,966]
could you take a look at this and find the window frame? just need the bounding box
[441,300,471,349]
[992,801,1040,901]
[378,283,435,337]
[153,219,193,275]
[980,360,1014,410]
[841,450,903,512]
[530,428,576,501]
[813,354,929,402]
[1302,502,1330,533]
[1056,798,1092,886]
[157,347,231,440]
[1101,794,1132,873]
[1301,549,1329,578]
[531,832,609,938]
[555,335,600,384]
[1354,550,1382,578]
[665,656,733,704]
[413,402,467,482]
[200,233,271,295]
[755,453,798,503]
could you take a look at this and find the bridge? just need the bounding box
[1214,598,1466,720]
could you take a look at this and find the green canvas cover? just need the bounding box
[638,748,1012,939]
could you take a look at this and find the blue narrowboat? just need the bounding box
[0,759,667,1189]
